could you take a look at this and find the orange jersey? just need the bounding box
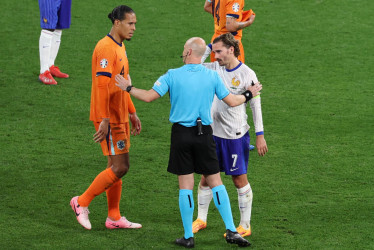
[212,0,245,39]
[90,35,136,123]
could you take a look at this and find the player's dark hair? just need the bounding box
[212,33,241,58]
[108,5,135,24]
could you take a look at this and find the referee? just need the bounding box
[115,37,261,248]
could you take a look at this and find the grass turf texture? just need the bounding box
[1,0,373,249]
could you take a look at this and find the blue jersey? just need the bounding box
[152,64,229,127]
[39,0,72,29]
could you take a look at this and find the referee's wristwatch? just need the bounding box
[126,85,133,92]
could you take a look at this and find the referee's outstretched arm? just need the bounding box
[223,83,262,107]
[115,74,160,103]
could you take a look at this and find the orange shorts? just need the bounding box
[210,34,245,63]
[94,122,130,156]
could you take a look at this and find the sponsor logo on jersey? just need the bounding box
[43,18,48,23]
[232,3,240,12]
[100,59,108,68]
[117,140,125,150]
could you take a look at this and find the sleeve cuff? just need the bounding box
[255,131,264,136]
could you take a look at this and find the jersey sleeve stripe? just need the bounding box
[96,72,112,78]
[226,14,239,19]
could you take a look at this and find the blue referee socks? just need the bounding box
[212,185,236,232]
[179,189,194,239]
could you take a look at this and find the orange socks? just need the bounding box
[106,179,122,221]
[78,168,119,207]
[78,168,124,221]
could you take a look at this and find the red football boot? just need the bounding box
[39,70,57,85]
[49,65,69,78]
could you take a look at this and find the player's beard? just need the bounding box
[217,59,224,66]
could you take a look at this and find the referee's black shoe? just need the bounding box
[225,229,251,247]
[175,237,195,248]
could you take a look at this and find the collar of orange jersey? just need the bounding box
[107,34,123,47]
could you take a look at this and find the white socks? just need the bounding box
[50,29,62,67]
[237,183,253,230]
[197,182,253,229]
[196,185,212,222]
[39,29,53,73]
[39,29,62,74]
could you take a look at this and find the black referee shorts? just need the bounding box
[167,123,220,175]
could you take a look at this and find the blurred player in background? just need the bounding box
[70,5,142,231]
[38,0,72,85]
[203,0,256,63]
[192,33,268,237]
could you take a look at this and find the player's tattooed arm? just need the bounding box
[226,14,255,32]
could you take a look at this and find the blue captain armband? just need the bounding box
[96,72,112,78]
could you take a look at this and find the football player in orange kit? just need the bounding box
[203,0,256,63]
[70,5,142,230]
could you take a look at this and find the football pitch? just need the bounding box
[1,0,373,249]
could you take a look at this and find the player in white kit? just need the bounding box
[192,33,268,237]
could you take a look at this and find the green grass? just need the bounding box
[1,0,373,249]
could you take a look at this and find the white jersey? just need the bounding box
[203,61,264,139]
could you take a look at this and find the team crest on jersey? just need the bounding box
[117,140,125,150]
[231,77,240,87]
[232,3,240,12]
[100,59,108,68]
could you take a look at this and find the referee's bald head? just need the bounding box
[185,37,206,57]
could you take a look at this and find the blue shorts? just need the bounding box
[213,132,250,175]
[39,0,72,29]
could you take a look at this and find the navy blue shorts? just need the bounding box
[214,131,250,175]
[39,0,72,29]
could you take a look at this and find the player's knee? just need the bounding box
[200,176,209,187]
[112,164,129,178]
[232,176,248,189]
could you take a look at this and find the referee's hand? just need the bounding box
[115,74,131,91]
[247,82,262,97]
